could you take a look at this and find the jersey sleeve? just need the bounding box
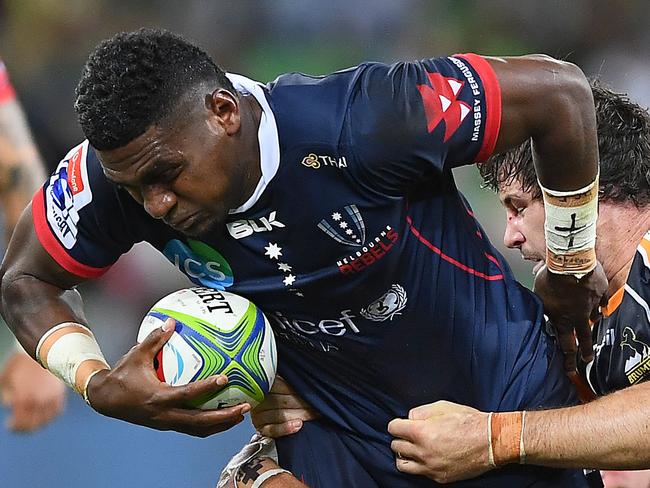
[31,140,138,278]
[346,54,501,193]
[0,60,17,104]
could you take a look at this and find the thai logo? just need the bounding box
[318,205,366,247]
[163,239,234,290]
[361,284,407,322]
[301,153,347,169]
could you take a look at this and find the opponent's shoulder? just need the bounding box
[602,231,650,320]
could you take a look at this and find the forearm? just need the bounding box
[490,55,598,190]
[525,382,650,469]
[235,457,307,488]
[1,273,87,357]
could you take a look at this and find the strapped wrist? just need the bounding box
[35,322,110,400]
[487,411,526,468]
[540,173,598,279]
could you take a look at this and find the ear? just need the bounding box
[205,89,240,136]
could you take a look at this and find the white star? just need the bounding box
[264,243,283,260]
[283,274,296,286]
[339,222,348,229]
[332,212,341,221]
[345,229,353,235]
[278,262,292,272]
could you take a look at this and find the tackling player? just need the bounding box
[0,59,65,432]
[384,83,650,482]
[0,29,606,486]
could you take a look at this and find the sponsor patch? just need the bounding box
[44,141,92,249]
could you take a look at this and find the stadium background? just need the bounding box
[0,1,648,486]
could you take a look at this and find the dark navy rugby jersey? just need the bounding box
[32,54,582,485]
[583,231,650,395]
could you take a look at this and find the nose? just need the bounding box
[142,184,176,219]
[503,213,525,249]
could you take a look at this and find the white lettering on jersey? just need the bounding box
[227,211,285,239]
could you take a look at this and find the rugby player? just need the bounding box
[0,59,65,432]
[0,29,607,486]
[384,83,650,482]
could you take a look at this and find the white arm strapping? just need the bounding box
[539,174,598,278]
[35,322,109,396]
[251,469,291,488]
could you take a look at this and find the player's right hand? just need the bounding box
[86,318,250,437]
[251,376,319,438]
[534,261,608,372]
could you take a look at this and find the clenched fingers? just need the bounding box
[257,419,304,438]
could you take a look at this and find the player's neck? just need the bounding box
[597,202,650,295]
[239,94,263,204]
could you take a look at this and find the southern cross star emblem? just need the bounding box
[264,242,282,260]
[278,262,292,272]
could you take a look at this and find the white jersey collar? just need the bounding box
[226,73,280,214]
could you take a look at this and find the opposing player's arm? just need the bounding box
[523,381,650,469]
[0,204,250,436]
[485,55,608,371]
[388,384,650,483]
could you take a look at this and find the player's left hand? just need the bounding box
[0,351,66,432]
[533,262,608,372]
[388,400,490,483]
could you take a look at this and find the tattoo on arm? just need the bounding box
[236,457,265,484]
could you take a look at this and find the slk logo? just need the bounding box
[318,205,366,247]
[417,73,471,141]
[227,211,285,239]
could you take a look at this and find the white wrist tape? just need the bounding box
[540,174,598,278]
[35,322,109,397]
[251,469,291,488]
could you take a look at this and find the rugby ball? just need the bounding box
[138,287,276,409]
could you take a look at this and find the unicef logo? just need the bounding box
[163,239,234,290]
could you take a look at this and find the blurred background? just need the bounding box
[1,0,649,486]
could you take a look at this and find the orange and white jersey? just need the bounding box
[583,230,650,395]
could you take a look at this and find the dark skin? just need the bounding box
[0,54,605,438]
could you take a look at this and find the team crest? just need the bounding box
[318,205,366,247]
[621,326,650,384]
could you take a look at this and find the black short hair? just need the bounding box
[480,81,650,206]
[75,28,235,150]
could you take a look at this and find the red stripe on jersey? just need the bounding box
[406,215,504,281]
[32,188,110,279]
[457,54,502,162]
[0,62,16,104]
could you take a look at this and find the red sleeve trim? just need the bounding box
[32,188,110,279]
[457,54,502,162]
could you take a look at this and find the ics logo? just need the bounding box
[163,239,234,289]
